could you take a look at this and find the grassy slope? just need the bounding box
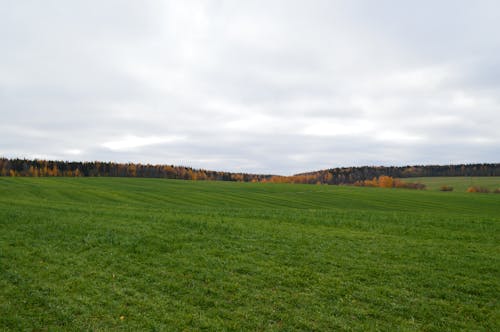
[403,176,500,192]
[0,177,499,331]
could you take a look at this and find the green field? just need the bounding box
[1,177,499,331]
[403,176,500,192]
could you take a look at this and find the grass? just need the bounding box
[0,177,499,331]
[403,176,500,192]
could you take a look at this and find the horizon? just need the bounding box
[2,156,499,177]
[2,1,499,174]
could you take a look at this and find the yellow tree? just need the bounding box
[127,164,137,177]
[378,176,394,188]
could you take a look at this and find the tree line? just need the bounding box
[0,158,498,185]
[0,158,272,182]
[292,163,500,184]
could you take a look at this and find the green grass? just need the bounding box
[0,177,499,331]
[403,176,500,192]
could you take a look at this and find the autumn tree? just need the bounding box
[378,175,394,188]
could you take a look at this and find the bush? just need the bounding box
[364,177,379,187]
[354,176,425,190]
[391,178,426,190]
[440,185,453,192]
[493,188,500,194]
[402,182,426,190]
[378,175,394,188]
[466,186,490,193]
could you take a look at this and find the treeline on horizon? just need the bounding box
[295,163,500,185]
[0,158,499,185]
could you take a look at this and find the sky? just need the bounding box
[1,0,499,175]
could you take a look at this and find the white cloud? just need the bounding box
[374,132,425,143]
[65,149,83,155]
[301,121,374,137]
[102,135,184,152]
[0,0,499,174]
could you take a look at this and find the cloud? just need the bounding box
[0,0,499,174]
[102,135,185,152]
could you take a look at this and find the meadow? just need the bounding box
[403,176,500,192]
[0,177,499,331]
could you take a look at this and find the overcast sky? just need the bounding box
[1,0,499,174]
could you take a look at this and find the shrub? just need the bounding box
[466,186,490,193]
[393,180,424,190]
[364,177,379,187]
[393,179,406,188]
[378,175,394,188]
[440,185,453,192]
[354,176,425,190]
[401,182,426,190]
[493,188,500,194]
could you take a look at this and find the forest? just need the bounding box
[0,158,498,185]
